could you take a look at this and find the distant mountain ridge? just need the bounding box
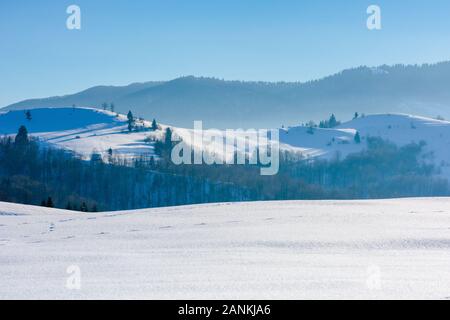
[4,62,450,128]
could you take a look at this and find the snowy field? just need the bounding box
[1,198,450,300]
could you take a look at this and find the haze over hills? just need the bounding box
[4,62,450,128]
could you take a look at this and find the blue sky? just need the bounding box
[1,0,450,106]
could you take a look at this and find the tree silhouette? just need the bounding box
[46,197,54,208]
[127,111,134,132]
[152,119,158,131]
[164,127,173,148]
[15,126,29,146]
[354,131,361,144]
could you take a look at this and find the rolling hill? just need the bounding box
[1,107,450,179]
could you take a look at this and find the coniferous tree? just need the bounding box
[329,114,337,128]
[164,127,173,148]
[151,119,158,131]
[80,202,88,212]
[46,197,54,208]
[25,110,32,121]
[354,131,361,144]
[15,126,29,146]
[127,111,134,132]
[149,156,155,168]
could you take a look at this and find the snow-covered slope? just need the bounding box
[1,199,450,299]
[0,107,162,159]
[281,114,450,177]
[1,107,450,177]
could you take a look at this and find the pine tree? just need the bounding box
[151,119,158,131]
[354,131,361,144]
[354,112,359,119]
[107,148,113,163]
[110,103,115,113]
[15,126,29,146]
[46,197,54,208]
[164,127,173,148]
[329,114,337,128]
[101,102,108,111]
[149,156,155,168]
[127,111,134,132]
[25,110,32,121]
[80,202,88,212]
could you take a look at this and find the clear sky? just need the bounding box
[1,0,450,107]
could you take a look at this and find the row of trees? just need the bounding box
[101,102,115,112]
[0,126,252,211]
[151,129,448,199]
[127,110,158,132]
[1,125,448,212]
[304,114,361,143]
[319,114,340,128]
[99,104,159,132]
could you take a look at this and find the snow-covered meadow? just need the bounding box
[1,198,450,299]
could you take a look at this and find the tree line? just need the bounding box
[0,125,448,212]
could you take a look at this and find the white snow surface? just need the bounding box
[1,198,450,299]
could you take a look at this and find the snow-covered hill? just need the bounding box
[281,114,450,177]
[283,114,450,157]
[1,107,450,177]
[1,198,450,299]
[0,107,163,160]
